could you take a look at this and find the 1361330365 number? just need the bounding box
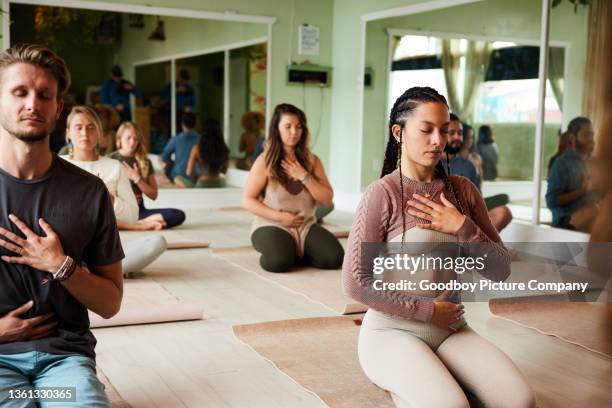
[8,387,76,403]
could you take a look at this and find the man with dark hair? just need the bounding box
[443,114,513,231]
[181,111,196,130]
[546,116,598,231]
[567,116,592,137]
[0,43,123,406]
[444,113,480,188]
[160,112,201,183]
[101,64,141,122]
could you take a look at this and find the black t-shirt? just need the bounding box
[0,155,124,360]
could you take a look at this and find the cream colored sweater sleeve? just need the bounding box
[108,159,139,223]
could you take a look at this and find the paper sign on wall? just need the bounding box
[298,24,320,55]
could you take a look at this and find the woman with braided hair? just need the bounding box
[342,87,534,407]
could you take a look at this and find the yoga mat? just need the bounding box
[89,279,204,328]
[489,299,611,358]
[120,230,210,250]
[97,368,131,408]
[215,207,350,238]
[215,206,247,212]
[213,246,366,314]
[323,223,350,239]
[233,316,394,408]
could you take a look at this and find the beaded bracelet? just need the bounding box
[42,256,77,285]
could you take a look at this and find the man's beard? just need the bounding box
[0,117,54,144]
[445,141,463,155]
[575,139,593,156]
[14,132,48,143]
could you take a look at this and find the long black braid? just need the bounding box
[381,87,467,243]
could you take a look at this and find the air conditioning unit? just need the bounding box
[286,64,332,87]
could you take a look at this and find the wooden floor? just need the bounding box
[95,188,611,408]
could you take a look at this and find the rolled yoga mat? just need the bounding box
[120,230,210,250]
[97,368,131,408]
[89,278,204,328]
[233,315,394,408]
[213,246,366,315]
[489,299,611,358]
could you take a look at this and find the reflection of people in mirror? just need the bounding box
[237,111,265,170]
[101,65,142,122]
[546,116,599,232]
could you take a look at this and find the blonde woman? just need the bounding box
[110,122,185,227]
[62,106,167,275]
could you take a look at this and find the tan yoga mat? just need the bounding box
[489,299,611,358]
[213,246,366,314]
[97,368,131,408]
[215,207,350,238]
[150,230,210,250]
[233,316,394,408]
[89,279,204,328]
[120,230,210,250]
[324,223,350,238]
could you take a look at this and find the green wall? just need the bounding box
[135,62,170,94]
[360,0,588,188]
[115,14,266,66]
[330,0,425,192]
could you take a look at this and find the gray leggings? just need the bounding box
[359,309,536,408]
[251,224,344,272]
[122,235,167,275]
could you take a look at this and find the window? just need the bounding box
[389,35,447,112]
[475,79,562,124]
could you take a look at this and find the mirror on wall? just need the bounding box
[359,0,581,227]
[134,61,172,154]
[9,1,270,183]
[230,43,267,170]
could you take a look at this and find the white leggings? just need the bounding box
[358,310,536,408]
[122,235,167,275]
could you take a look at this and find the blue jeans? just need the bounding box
[0,352,109,407]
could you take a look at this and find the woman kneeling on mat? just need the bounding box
[243,103,344,273]
[110,122,186,227]
[343,88,535,407]
[63,106,166,276]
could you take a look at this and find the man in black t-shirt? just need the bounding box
[0,44,123,407]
